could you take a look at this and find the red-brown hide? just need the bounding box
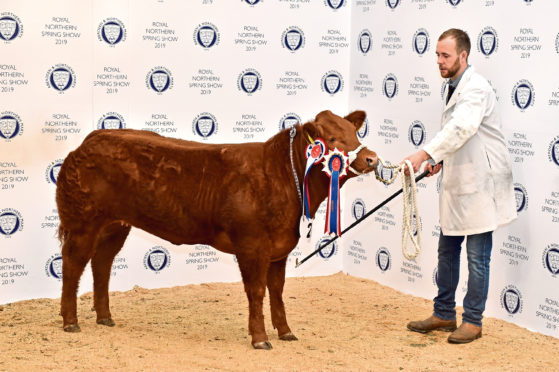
[55,109,377,349]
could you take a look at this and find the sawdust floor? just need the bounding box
[0,272,557,371]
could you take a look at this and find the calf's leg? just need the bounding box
[60,227,100,332]
[236,251,271,349]
[91,222,131,326]
[267,257,297,341]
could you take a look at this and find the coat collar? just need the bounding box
[443,65,475,112]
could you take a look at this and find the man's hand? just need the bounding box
[402,150,433,176]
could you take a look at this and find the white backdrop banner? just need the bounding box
[0,0,557,339]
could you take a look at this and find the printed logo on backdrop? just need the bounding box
[321,70,344,95]
[548,136,559,167]
[412,28,430,56]
[408,120,426,148]
[281,27,305,52]
[193,22,220,49]
[278,113,301,131]
[386,0,400,9]
[511,80,535,111]
[501,285,523,315]
[317,236,338,260]
[446,0,463,6]
[144,246,171,273]
[0,13,23,42]
[0,208,23,237]
[237,69,262,95]
[377,161,395,185]
[555,33,559,54]
[376,247,392,272]
[146,67,173,94]
[542,244,559,277]
[97,112,126,130]
[97,18,126,46]
[324,0,346,10]
[243,0,261,5]
[0,112,23,141]
[382,73,398,100]
[45,159,64,185]
[352,199,366,221]
[45,64,76,93]
[477,27,499,57]
[513,183,528,213]
[192,112,218,139]
[432,267,438,286]
[357,118,369,139]
[358,29,372,55]
[45,254,63,280]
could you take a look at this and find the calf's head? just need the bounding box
[304,110,377,176]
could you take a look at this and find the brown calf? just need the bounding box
[55,110,377,349]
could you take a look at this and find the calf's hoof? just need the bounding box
[252,341,273,350]
[279,332,298,341]
[63,324,81,333]
[96,318,116,327]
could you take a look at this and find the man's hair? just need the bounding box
[439,28,470,57]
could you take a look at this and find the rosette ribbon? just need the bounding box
[322,148,349,236]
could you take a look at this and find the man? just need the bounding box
[403,28,517,344]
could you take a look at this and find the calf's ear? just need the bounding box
[302,122,320,142]
[344,110,367,131]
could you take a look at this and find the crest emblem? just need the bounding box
[282,27,304,52]
[144,246,171,272]
[46,254,63,280]
[244,0,260,4]
[193,112,218,139]
[555,33,559,54]
[146,67,173,93]
[321,71,344,95]
[412,29,430,55]
[357,119,369,139]
[548,137,559,167]
[325,0,345,9]
[194,23,219,48]
[477,27,498,57]
[0,209,23,237]
[447,0,462,6]
[316,236,338,260]
[501,285,522,315]
[358,30,372,54]
[0,112,23,140]
[98,18,126,45]
[376,248,391,272]
[513,183,528,212]
[378,162,394,183]
[279,113,301,131]
[98,112,126,129]
[408,121,426,147]
[0,13,22,42]
[386,0,400,9]
[542,245,559,276]
[511,80,535,111]
[383,74,398,99]
[46,65,76,92]
[46,159,64,185]
[352,199,366,220]
[237,69,262,94]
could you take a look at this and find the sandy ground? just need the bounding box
[0,272,557,372]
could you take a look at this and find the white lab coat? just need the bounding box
[424,66,517,236]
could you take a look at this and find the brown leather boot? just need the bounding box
[407,315,457,334]
[447,322,482,344]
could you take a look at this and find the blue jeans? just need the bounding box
[433,231,493,327]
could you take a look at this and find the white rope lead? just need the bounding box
[374,157,422,261]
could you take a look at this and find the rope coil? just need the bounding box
[374,157,422,261]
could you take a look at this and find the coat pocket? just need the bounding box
[444,162,478,195]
